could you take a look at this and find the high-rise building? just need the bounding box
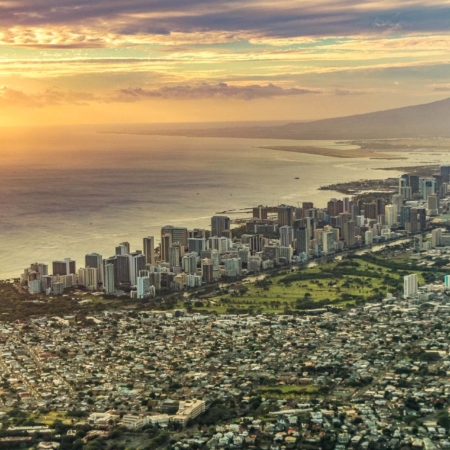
[115,244,128,255]
[201,259,214,283]
[150,272,162,291]
[399,206,411,227]
[399,174,409,194]
[433,174,444,194]
[86,267,99,289]
[409,175,420,194]
[277,205,294,227]
[77,268,86,286]
[223,258,241,277]
[182,252,198,275]
[28,280,41,294]
[376,199,385,218]
[327,199,344,217]
[160,233,172,262]
[104,264,115,294]
[210,216,231,237]
[169,243,182,268]
[392,194,403,211]
[364,203,377,220]
[30,263,48,277]
[400,186,412,200]
[130,253,146,285]
[137,276,153,298]
[85,253,103,283]
[441,166,450,183]
[161,225,188,246]
[279,225,294,247]
[343,220,355,246]
[420,178,436,200]
[294,227,309,256]
[302,202,314,217]
[322,231,335,254]
[52,258,76,276]
[365,230,373,245]
[407,208,419,233]
[417,208,427,231]
[252,205,268,220]
[432,228,442,248]
[107,254,131,284]
[404,274,418,298]
[120,242,131,254]
[343,197,350,213]
[143,236,155,265]
[385,204,398,226]
[188,238,206,254]
[427,194,439,216]
[241,234,262,254]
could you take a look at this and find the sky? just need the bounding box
[0,0,450,126]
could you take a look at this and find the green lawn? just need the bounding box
[180,256,427,314]
[259,385,320,398]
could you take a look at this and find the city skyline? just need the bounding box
[19,166,450,297]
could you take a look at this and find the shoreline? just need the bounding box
[259,145,407,160]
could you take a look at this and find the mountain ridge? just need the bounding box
[108,97,450,140]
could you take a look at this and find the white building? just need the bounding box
[86,267,98,289]
[104,263,115,295]
[385,204,398,227]
[365,230,373,245]
[137,276,153,298]
[431,228,442,248]
[182,252,198,275]
[322,231,336,254]
[404,274,418,298]
[171,400,206,426]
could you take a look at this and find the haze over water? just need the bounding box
[0,126,445,279]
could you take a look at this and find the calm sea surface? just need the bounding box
[0,126,445,278]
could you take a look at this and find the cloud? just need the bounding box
[0,85,41,107]
[112,83,321,101]
[334,88,367,96]
[0,82,322,107]
[1,1,450,47]
[434,86,450,92]
[0,85,96,108]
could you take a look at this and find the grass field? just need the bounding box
[259,385,320,399]
[182,255,427,314]
[29,411,72,425]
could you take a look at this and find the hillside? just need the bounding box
[109,97,450,140]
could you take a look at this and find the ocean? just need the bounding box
[0,125,442,279]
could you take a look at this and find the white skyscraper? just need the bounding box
[104,264,115,295]
[322,231,335,254]
[182,252,198,275]
[86,267,99,289]
[385,204,398,226]
[432,228,442,248]
[77,268,86,286]
[137,276,153,298]
[404,274,418,298]
[420,178,436,200]
[365,230,373,245]
[85,253,103,284]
